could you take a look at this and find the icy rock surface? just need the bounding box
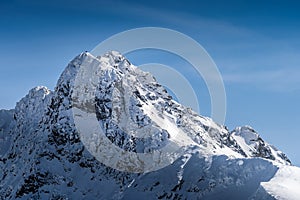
[0,51,298,200]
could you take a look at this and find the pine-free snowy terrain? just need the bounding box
[0,51,299,199]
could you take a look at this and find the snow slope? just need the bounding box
[0,51,299,199]
[256,166,300,200]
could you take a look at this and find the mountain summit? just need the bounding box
[0,51,299,199]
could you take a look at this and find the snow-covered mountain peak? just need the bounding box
[0,51,298,199]
[17,86,51,105]
[97,50,125,64]
[231,126,291,165]
[231,126,262,147]
[14,86,52,123]
[53,51,291,171]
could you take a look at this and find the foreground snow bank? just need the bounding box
[260,165,300,200]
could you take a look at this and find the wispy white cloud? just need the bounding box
[222,68,300,92]
[105,1,257,38]
[102,1,300,93]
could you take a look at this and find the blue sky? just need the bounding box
[0,0,299,165]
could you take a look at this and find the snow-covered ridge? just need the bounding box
[231,126,291,165]
[0,51,298,199]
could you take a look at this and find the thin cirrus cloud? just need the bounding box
[101,1,300,91]
[219,39,300,92]
[222,68,300,92]
[105,1,257,39]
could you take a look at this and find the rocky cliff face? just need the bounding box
[0,51,295,200]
